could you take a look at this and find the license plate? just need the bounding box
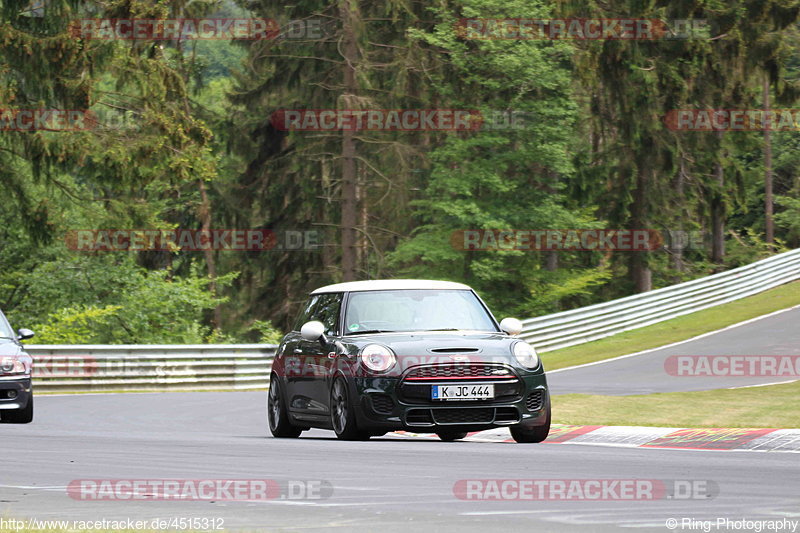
[431,384,494,400]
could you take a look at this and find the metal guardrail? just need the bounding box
[26,248,800,392]
[520,248,800,352]
[28,344,277,393]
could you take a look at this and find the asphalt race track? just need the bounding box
[1,392,799,533]
[2,308,800,532]
[548,306,800,395]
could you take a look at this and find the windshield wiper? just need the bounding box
[347,329,394,335]
[425,328,461,331]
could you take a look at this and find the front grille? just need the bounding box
[370,394,394,414]
[400,381,521,403]
[405,364,515,380]
[526,390,544,411]
[432,408,493,424]
[399,364,523,404]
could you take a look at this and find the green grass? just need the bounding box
[553,380,800,428]
[542,281,800,371]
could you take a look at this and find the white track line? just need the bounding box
[548,304,800,374]
[727,379,798,389]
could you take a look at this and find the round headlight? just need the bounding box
[512,342,540,369]
[360,344,396,373]
[0,357,25,374]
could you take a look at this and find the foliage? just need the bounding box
[1,0,799,342]
[11,256,233,344]
[250,320,285,344]
[30,305,123,344]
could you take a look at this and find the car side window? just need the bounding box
[293,296,320,332]
[310,293,342,336]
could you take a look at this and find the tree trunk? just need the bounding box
[672,154,686,274]
[630,167,652,292]
[710,131,726,265]
[631,253,652,292]
[544,172,559,273]
[198,178,221,331]
[340,0,358,281]
[545,251,558,271]
[764,76,774,248]
[357,163,368,276]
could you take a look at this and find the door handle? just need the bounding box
[293,348,303,354]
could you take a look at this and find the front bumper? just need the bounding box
[0,376,32,410]
[352,372,548,431]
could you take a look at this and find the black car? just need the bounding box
[0,310,34,424]
[268,280,550,443]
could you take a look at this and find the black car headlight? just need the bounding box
[0,357,27,374]
[512,341,540,370]
[360,344,396,373]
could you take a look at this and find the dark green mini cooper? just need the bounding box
[268,280,550,443]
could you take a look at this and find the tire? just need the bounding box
[510,402,551,443]
[330,378,370,440]
[267,375,302,438]
[436,431,468,442]
[2,395,33,424]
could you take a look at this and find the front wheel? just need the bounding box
[268,376,302,438]
[510,403,551,443]
[330,378,370,441]
[2,395,33,424]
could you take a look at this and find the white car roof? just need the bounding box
[310,279,472,294]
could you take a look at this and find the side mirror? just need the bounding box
[499,318,522,336]
[300,321,328,347]
[17,328,35,341]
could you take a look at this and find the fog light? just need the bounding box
[7,391,17,399]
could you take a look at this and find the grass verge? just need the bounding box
[542,281,800,371]
[552,380,800,428]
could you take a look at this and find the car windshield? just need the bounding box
[0,311,16,338]
[344,289,497,334]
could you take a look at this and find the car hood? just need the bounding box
[0,338,23,357]
[341,331,520,357]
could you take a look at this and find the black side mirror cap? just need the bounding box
[17,328,35,341]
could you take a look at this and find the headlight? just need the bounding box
[512,342,540,369]
[0,357,27,374]
[360,344,396,373]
